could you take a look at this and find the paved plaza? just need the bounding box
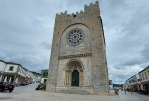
[0,83,148,101]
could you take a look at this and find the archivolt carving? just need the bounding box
[64,59,84,71]
[64,59,84,86]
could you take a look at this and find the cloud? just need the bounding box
[40,41,51,50]
[109,65,143,83]
[113,57,148,69]
[103,0,149,83]
[0,0,149,83]
[141,41,149,60]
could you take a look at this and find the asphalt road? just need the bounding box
[0,83,148,101]
[0,83,39,101]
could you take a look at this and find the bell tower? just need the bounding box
[46,1,109,95]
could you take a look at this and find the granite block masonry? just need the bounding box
[46,1,109,95]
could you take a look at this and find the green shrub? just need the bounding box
[39,84,46,88]
[43,76,48,78]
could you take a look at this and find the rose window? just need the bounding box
[67,29,84,46]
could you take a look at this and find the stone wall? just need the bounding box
[46,1,109,95]
[57,56,92,87]
[60,24,91,56]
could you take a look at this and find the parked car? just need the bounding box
[0,82,15,92]
[119,87,123,91]
[28,81,31,84]
[30,81,34,84]
[26,81,30,85]
[21,82,27,86]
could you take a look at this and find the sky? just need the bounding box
[0,0,149,84]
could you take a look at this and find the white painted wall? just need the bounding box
[29,72,33,78]
[0,60,37,83]
[26,70,30,78]
[139,68,149,83]
[34,76,41,82]
[29,72,35,80]
[38,77,41,81]
[41,78,47,83]
[109,84,113,89]
[18,66,26,77]
[4,64,18,73]
[0,61,6,72]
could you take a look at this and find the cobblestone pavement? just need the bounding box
[0,83,148,101]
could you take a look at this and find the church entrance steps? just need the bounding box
[57,88,90,95]
[69,87,81,89]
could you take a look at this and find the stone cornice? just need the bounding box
[59,53,92,59]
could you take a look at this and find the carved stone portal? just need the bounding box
[64,60,83,86]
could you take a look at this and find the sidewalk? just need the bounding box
[119,91,149,101]
[0,85,149,101]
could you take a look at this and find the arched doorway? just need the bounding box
[65,60,83,87]
[72,70,79,86]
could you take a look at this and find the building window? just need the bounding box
[9,66,14,71]
[148,71,149,77]
[43,72,48,78]
[44,79,47,83]
[43,72,48,76]
[67,29,84,46]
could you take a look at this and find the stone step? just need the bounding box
[69,87,81,89]
[58,89,90,95]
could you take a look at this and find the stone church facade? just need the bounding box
[46,1,109,95]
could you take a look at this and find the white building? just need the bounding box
[138,66,149,94]
[34,74,41,83]
[0,60,6,82]
[40,69,48,84]
[109,80,113,89]
[124,75,140,91]
[0,60,35,85]
[124,65,149,94]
